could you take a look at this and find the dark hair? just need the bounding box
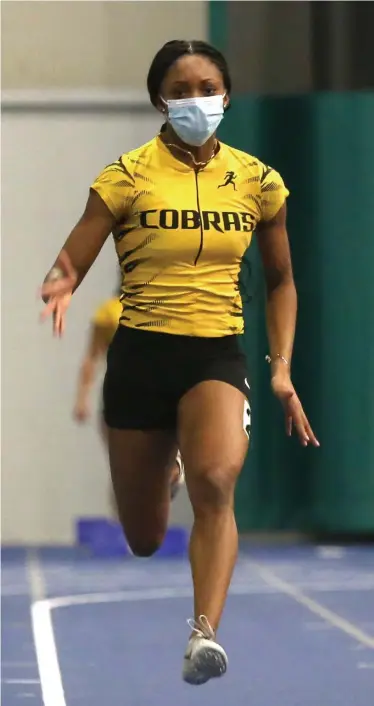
[147,40,232,108]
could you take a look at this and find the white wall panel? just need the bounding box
[1,99,193,543]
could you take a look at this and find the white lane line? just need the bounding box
[31,601,66,706]
[26,548,46,601]
[249,560,374,650]
[46,581,276,610]
[27,549,67,706]
[2,662,38,668]
[28,558,374,706]
[3,679,41,684]
[25,582,276,706]
[315,546,345,559]
[29,579,272,706]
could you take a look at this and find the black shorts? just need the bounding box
[103,326,249,430]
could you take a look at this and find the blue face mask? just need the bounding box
[162,94,225,147]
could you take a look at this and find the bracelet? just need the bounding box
[265,353,289,366]
[47,266,64,282]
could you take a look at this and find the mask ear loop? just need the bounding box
[158,97,168,135]
[159,96,168,114]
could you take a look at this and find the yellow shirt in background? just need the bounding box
[91,136,289,337]
[92,297,122,348]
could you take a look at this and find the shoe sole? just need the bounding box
[183,646,227,685]
[170,455,184,500]
[170,475,183,500]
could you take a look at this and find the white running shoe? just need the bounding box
[182,615,228,685]
[170,451,185,500]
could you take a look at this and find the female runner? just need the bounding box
[73,285,184,502]
[40,39,319,685]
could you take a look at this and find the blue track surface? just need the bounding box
[2,544,374,705]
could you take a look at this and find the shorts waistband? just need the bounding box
[116,324,242,356]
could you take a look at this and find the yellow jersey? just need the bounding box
[91,136,288,337]
[92,297,122,348]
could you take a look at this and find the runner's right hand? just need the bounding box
[39,250,77,337]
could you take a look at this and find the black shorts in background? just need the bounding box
[103,325,249,430]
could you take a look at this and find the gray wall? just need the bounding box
[223,1,374,94]
[2,1,207,89]
[227,2,314,94]
[2,1,206,543]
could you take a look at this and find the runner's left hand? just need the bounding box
[271,369,320,447]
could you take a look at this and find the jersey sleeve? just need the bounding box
[91,158,134,221]
[260,165,289,222]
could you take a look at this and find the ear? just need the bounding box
[156,97,167,115]
[223,95,230,110]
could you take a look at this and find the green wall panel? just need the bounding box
[216,94,374,532]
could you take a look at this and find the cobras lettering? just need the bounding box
[139,209,256,233]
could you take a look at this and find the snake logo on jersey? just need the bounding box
[91,136,289,337]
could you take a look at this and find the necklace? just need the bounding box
[162,139,218,169]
